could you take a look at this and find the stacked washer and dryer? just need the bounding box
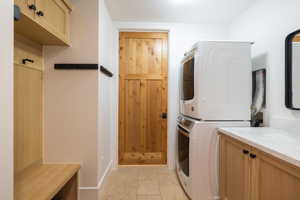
[176,41,253,200]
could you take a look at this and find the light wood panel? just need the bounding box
[125,38,163,75]
[15,164,80,200]
[219,135,251,200]
[125,79,142,152]
[119,32,168,165]
[14,64,43,174]
[146,80,163,152]
[14,36,43,175]
[251,148,300,200]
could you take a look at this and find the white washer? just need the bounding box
[176,115,249,200]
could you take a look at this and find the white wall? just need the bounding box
[229,0,300,130]
[44,0,115,198]
[112,21,229,168]
[44,0,99,199]
[98,0,114,184]
[0,1,13,200]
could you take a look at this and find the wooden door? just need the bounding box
[119,32,168,165]
[35,0,70,41]
[250,148,300,200]
[14,64,43,174]
[219,135,251,200]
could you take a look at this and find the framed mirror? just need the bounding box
[286,29,300,110]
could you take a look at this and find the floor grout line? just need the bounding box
[99,166,184,200]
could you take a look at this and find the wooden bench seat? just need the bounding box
[15,164,80,200]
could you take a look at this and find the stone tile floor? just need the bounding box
[99,166,189,200]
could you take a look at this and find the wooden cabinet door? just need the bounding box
[219,135,251,200]
[14,34,43,71]
[35,0,70,42]
[14,65,43,174]
[251,149,300,200]
[15,0,35,19]
[119,32,168,165]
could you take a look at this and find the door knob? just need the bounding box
[160,113,167,119]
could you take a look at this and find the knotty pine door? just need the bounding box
[119,32,168,165]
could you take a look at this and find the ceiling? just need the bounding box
[105,0,255,24]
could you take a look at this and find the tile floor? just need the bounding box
[99,166,189,200]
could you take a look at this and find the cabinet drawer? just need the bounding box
[14,34,43,71]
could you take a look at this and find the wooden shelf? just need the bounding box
[14,14,70,46]
[15,164,80,200]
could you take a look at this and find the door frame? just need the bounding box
[113,29,171,168]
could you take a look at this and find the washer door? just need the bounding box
[177,126,190,177]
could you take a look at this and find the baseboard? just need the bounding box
[79,160,113,199]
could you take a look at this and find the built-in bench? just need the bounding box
[15,164,80,200]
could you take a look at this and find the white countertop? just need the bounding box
[218,127,300,168]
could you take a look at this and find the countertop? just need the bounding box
[218,127,300,168]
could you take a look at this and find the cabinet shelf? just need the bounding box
[15,14,70,46]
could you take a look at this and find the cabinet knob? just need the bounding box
[36,11,44,16]
[243,150,249,155]
[28,4,37,11]
[250,153,257,159]
[22,58,34,65]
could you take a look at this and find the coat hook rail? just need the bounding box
[100,65,113,77]
[54,64,98,70]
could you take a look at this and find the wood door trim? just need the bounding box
[120,32,168,39]
[118,32,168,165]
[120,74,167,80]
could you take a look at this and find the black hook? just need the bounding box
[22,58,34,65]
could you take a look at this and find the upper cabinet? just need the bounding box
[35,0,71,43]
[14,0,72,46]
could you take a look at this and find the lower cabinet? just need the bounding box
[219,134,300,200]
[219,134,251,200]
[251,149,300,200]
